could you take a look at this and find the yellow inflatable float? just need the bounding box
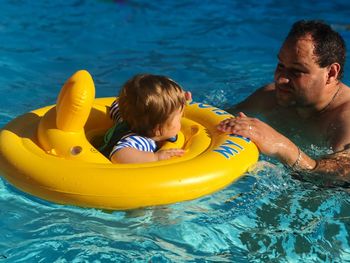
[0,70,258,210]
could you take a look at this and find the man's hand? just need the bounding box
[217,112,316,169]
[217,112,290,157]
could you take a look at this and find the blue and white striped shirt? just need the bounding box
[109,101,157,158]
[109,100,123,123]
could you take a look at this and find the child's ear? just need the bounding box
[153,125,162,137]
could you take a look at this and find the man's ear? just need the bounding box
[327,63,341,84]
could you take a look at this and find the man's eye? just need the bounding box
[291,69,303,76]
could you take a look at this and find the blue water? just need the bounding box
[1,0,350,262]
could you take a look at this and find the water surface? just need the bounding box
[1,0,350,262]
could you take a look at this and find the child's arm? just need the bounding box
[111,147,185,164]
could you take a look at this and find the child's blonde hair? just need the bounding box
[118,74,186,137]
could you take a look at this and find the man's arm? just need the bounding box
[310,107,350,183]
[217,113,350,186]
[221,83,350,186]
[309,150,350,184]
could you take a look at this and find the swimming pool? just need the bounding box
[1,0,350,261]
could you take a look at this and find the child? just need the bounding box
[102,74,187,164]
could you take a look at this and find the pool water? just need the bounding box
[1,0,350,262]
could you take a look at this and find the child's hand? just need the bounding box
[185,91,192,102]
[156,148,185,161]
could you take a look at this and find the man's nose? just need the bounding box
[275,72,290,84]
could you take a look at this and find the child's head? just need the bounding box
[118,74,186,139]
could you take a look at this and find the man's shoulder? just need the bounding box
[228,83,277,114]
[325,84,350,150]
[262,83,276,92]
[332,84,350,117]
[244,83,276,102]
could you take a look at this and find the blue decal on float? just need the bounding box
[190,102,230,116]
[213,139,245,159]
[212,108,229,115]
[197,103,212,109]
[229,134,250,142]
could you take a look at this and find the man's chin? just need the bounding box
[276,92,296,107]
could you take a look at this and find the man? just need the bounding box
[217,20,350,186]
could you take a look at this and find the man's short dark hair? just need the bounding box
[287,20,346,79]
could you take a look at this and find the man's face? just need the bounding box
[274,35,329,108]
